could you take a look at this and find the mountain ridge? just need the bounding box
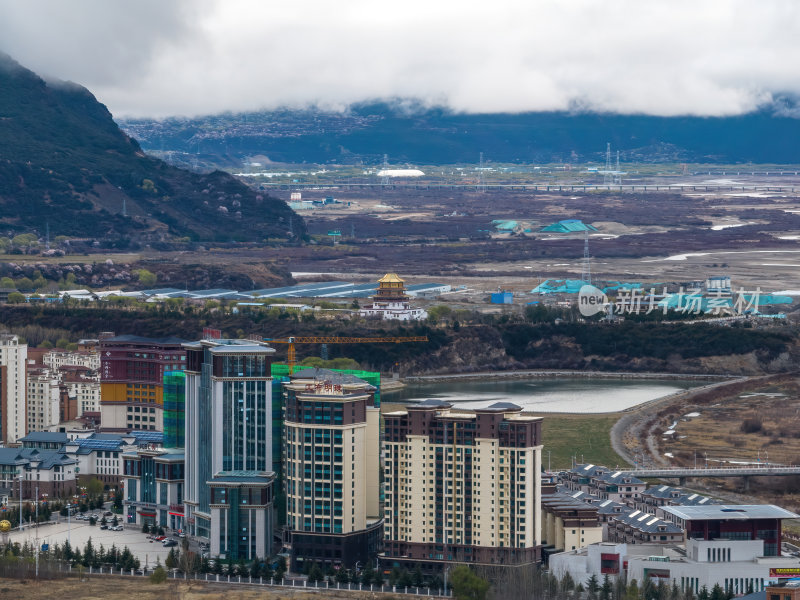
[120,100,800,165]
[0,52,302,243]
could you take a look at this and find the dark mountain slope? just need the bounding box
[0,53,302,242]
[121,101,800,165]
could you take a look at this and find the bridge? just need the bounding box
[619,465,800,489]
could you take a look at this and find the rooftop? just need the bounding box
[661,504,799,521]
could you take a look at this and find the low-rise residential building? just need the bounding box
[541,491,603,556]
[43,349,100,371]
[606,508,684,545]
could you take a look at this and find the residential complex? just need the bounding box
[283,368,382,570]
[383,399,543,570]
[99,335,187,432]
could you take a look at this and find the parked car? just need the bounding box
[99,525,108,530]
[163,540,178,547]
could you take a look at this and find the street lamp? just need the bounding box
[18,474,23,531]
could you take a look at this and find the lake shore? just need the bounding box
[402,369,732,384]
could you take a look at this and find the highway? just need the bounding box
[254,183,800,193]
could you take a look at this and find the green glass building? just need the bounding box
[163,371,186,449]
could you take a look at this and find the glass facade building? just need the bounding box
[163,371,185,449]
[183,339,277,560]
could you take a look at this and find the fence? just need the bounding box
[51,562,453,597]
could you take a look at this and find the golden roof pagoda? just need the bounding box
[378,273,404,284]
[375,273,408,301]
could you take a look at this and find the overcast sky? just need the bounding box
[1,0,799,119]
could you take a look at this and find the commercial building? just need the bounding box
[358,273,427,321]
[123,447,185,530]
[550,505,800,591]
[283,368,382,570]
[0,447,77,500]
[183,338,276,560]
[0,334,27,444]
[99,335,187,432]
[383,400,543,572]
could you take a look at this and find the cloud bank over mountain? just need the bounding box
[1,0,798,118]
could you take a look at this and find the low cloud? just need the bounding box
[1,0,798,118]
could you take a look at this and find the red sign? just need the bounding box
[203,327,222,340]
[770,568,800,577]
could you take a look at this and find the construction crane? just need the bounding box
[259,336,428,374]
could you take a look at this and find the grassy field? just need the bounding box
[0,577,408,600]
[382,402,627,471]
[540,413,628,470]
[0,253,141,264]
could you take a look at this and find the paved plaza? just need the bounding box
[6,520,173,568]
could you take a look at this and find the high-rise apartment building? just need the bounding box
[283,368,383,570]
[183,339,276,560]
[99,335,187,432]
[383,400,543,571]
[25,365,60,432]
[0,334,27,444]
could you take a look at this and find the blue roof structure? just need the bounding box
[128,430,164,444]
[541,219,598,233]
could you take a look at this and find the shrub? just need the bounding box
[740,418,762,434]
[150,565,167,584]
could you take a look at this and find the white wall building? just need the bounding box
[0,334,27,444]
[26,366,61,433]
[43,349,100,371]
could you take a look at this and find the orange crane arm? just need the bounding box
[261,335,428,374]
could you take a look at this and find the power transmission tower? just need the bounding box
[581,229,592,285]
[603,142,612,185]
[478,152,486,192]
[381,154,389,186]
[614,150,622,185]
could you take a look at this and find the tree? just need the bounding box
[56,337,70,349]
[150,564,167,584]
[413,564,424,587]
[135,269,157,287]
[6,292,25,303]
[165,548,177,570]
[0,276,14,288]
[308,562,324,583]
[449,566,489,600]
[275,555,287,580]
[335,567,350,584]
[710,584,726,600]
[14,277,34,291]
[601,574,613,600]
[588,574,601,600]
[142,522,150,534]
[698,586,710,600]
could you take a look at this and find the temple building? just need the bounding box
[358,273,427,321]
